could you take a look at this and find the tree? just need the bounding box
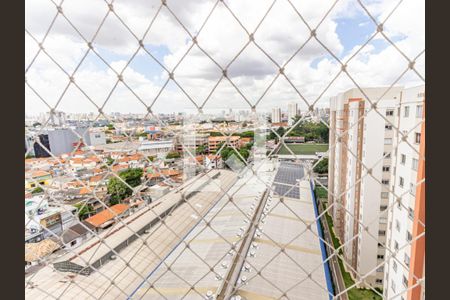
[25,153,35,159]
[106,124,115,130]
[120,168,143,187]
[166,151,181,159]
[219,146,232,162]
[196,145,207,155]
[137,131,148,138]
[147,155,155,162]
[238,148,250,161]
[234,130,254,138]
[74,202,94,219]
[218,141,249,165]
[208,131,223,137]
[268,126,285,142]
[106,156,114,166]
[107,168,143,203]
[289,118,329,142]
[31,186,44,194]
[313,158,328,174]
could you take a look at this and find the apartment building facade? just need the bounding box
[287,102,298,125]
[328,87,403,288]
[271,108,281,124]
[207,136,241,153]
[384,85,425,300]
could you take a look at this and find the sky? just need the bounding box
[25,0,425,116]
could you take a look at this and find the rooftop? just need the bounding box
[85,204,130,228]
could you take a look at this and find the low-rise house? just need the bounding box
[25,170,52,190]
[205,154,223,169]
[147,184,170,201]
[145,168,182,185]
[25,196,75,238]
[25,239,60,266]
[85,204,130,230]
[69,157,97,170]
[61,222,95,249]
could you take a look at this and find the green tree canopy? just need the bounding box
[268,126,286,142]
[196,145,207,155]
[107,168,143,203]
[106,156,114,166]
[31,186,44,194]
[232,131,254,138]
[313,158,328,174]
[289,118,329,142]
[74,202,94,219]
[166,151,181,159]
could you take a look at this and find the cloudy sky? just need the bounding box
[25,0,424,115]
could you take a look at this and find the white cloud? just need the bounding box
[25,0,425,115]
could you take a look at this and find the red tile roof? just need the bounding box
[85,204,129,228]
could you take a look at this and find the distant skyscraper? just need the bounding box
[287,103,298,125]
[271,108,281,124]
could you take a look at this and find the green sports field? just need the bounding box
[276,143,329,155]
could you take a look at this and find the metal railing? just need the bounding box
[25,0,425,299]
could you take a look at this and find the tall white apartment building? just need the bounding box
[271,107,281,123]
[384,85,425,300]
[287,102,298,125]
[328,87,403,288]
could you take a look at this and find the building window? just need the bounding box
[380,205,388,211]
[406,231,412,242]
[394,241,399,251]
[376,279,383,284]
[384,138,392,145]
[391,280,396,293]
[376,266,384,272]
[396,220,401,232]
[399,176,405,187]
[405,254,410,267]
[382,166,390,172]
[378,230,386,236]
[383,152,391,158]
[393,261,398,272]
[415,132,421,144]
[382,179,389,185]
[401,154,406,164]
[416,105,423,118]
[404,106,410,117]
[381,192,389,199]
[410,183,416,196]
[385,124,393,130]
[412,158,419,171]
[403,275,408,287]
[408,208,414,220]
[377,254,385,259]
[386,110,394,116]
